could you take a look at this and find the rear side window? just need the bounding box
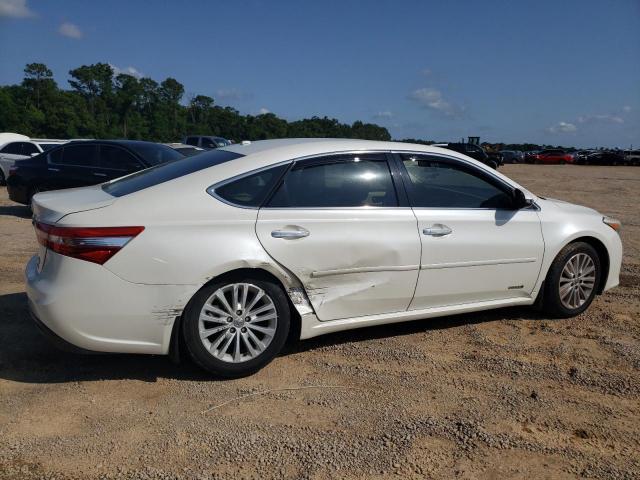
[213,164,288,208]
[0,142,20,154]
[267,155,398,208]
[185,137,199,146]
[53,144,99,167]
[103,149,243,197]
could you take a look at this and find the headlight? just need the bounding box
[603,216,621,232]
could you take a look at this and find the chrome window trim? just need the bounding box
[207,148,539,212]
[394,150,540,211]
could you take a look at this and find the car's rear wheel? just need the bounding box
[0,170,5,186]
[542,242,601,318]
[183,276,291,378]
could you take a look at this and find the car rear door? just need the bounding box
[398,153,544,310]
[47,144,100,189]
[255,153,421,321]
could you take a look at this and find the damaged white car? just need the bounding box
[26,139,622,377]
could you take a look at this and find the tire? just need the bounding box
[182,275,291,378]
[0,170,5,186]
[542,242,601,318]
[488,160,498,169]
[560,160,566,165]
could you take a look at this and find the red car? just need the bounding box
[532,149,574,164]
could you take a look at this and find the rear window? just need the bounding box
[102,149,243,197]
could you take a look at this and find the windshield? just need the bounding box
[127,142,185,166]
[102,149,244,197]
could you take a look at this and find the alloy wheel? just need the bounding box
[558,253,596,310]
[198,283,278,363]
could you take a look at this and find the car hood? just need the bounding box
[542,197,600,216]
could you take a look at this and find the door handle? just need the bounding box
[93,172,108,177]
[423,224,452,237]
[47,167,60,172]
[271,227,310,240]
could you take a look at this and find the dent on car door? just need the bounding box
[399,154,545,309]
[254,154,421,321]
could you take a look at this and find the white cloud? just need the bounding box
[577,114,624,124]
[0,0,34,18]
[373,111,394,119]
[547,121,577,134]
[622,105,632,113]
[409,87,464,118]
[58,21,83,39]
[109,63,143,78]
[258,107,270,114]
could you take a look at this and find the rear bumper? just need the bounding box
[25,253,199,355]
[7,181,29,205]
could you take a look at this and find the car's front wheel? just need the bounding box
[183,275,291,378]
[542,242,601,318]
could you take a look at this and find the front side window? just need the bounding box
[100,145,143,171]
[21,143,39,155]
[401,154,514,209]
[185,137,198,146]
[214,164,288,208]
[201,138,217,148]
[268,155,398,208]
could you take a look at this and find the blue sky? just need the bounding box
[0,0,638,147]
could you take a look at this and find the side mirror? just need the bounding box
[512,188,532,209]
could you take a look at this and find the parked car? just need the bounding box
[530,149,574,165]
[580,151,626,166]
[164,143,205,157]
[624,150,640,166]
[183,135,232,149]
[524,150,540,163]
[500,150,524,164]
[433,142,500,169]
[0,136,67,185]
[26,138,622,377]
[7,140,184,207]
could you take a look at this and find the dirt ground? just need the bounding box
[0,164,638,480]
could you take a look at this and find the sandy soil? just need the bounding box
[0,164,638,479]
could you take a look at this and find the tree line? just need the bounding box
[0,62,392,143]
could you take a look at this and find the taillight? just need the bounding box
[9,166,17,176]
[35,222,144,265]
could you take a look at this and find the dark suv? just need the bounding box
[434,143,501,169]
[7,140,183,206]
[183,136,232,149]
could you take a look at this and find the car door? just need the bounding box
[0,142,23,179]
[398,153,544,310]
[47,144,100,189]
[255,153,421,321]
[97,144,145,181]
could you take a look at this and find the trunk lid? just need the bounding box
[32,185,116,224]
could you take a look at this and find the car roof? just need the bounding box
[65,139,165,148]
[220,138,455,158]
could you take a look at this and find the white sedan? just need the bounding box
[26,139,622,377]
